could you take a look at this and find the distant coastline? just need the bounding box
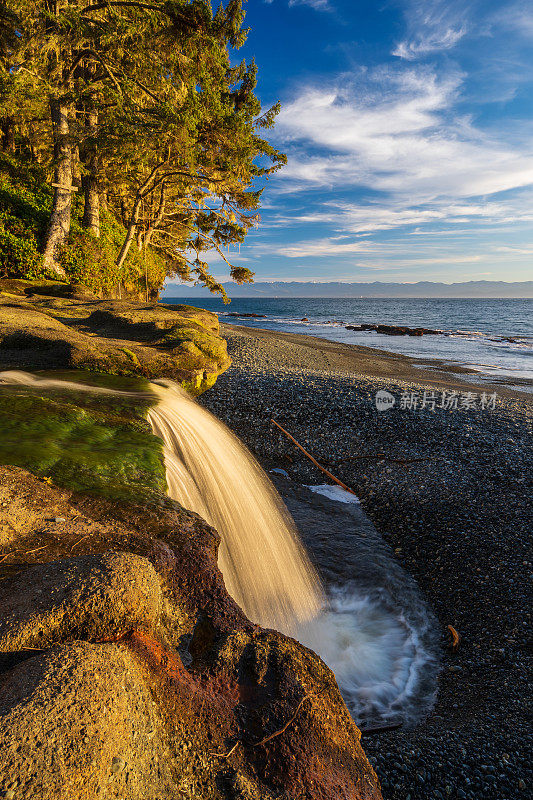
[163,280,533,300]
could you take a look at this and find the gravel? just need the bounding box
[201,325,532,800]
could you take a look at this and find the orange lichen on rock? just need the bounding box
[0,466,382,800]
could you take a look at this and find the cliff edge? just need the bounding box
[0,280,230,394]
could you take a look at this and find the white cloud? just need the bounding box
[493,245,533,255]
[393,0,470,60]
[392,27,466,60]
[285,197,533,235]
[289,0,331,10]
[357,255,482,268]
[487,2,533,40]
[270,237,373,258]
[265,0,331,9]
[275,67,533,203]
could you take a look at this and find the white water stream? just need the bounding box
[147,379,324,634]
[0,371,437,725]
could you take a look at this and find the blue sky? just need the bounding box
[183,0,533,285]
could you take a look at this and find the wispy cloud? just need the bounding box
[357,255,482,268]
[283,197,533,235]
[245,1,533,282]
[275,67,533,204]
[269,237,373,258]
[487,2,533,40]
[289,0,331,9]
[265,0,331,10]
[392,0,470,60]
[493,245,533,255]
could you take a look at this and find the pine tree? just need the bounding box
[0,0,285,296]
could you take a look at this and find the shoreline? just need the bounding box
[221,321,533,397]
[202,322,532,800]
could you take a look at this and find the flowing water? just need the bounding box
[0,370,438,726]
[147,379,324,633]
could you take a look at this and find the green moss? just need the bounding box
[157,324,228,362]
[0,382,167,504]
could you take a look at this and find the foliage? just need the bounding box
[0,151,166,294]
[0,0,285,298]
[60,206,167,297]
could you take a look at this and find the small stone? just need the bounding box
[518,780,526,791]
[111,756,125,774]
[55,517,66,523]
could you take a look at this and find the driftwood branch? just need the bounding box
[360,722,403,736]
[447,624,460,650]
[270,419,359,497]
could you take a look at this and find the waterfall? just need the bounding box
[0,371,324,633]
[147,379,325,633]
[0,371,438,726]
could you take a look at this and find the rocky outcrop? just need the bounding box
[227,312,267,319]
[346,323,440,336]
[0,466,381,799]
[0,280,230,394]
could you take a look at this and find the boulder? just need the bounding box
[0,466,382,799]
[0,641,174,800]
[345,322,440,337]
[0,552,162,652]
[0,288,230,394]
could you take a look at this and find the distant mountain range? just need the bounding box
[163,280,533,299]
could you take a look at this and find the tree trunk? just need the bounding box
[1,117,15,152]
[116,166,166,268]
[41,99,73,277]
[143,184,166,249]
[81,109,100,237]
[116,195,142,269]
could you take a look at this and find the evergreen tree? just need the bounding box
[0,0,285,297]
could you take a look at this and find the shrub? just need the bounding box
[0,152,167,296]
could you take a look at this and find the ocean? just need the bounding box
[165,297,533,387]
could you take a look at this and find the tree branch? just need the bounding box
[81,2,167,14]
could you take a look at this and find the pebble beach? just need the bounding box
[201,322,532,800]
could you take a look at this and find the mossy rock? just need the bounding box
[0,383,167,504]
[0,292,230,395]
